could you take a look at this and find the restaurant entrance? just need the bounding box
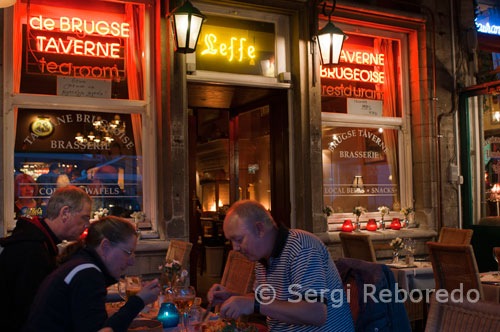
[187,82,290,286]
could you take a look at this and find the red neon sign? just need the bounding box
[29,16,128,59]
[29,16,130,38]
[320,50,386,84]
[35,36,120,58]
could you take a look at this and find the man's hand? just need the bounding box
[219,296,254,320]
[207,284,233,305]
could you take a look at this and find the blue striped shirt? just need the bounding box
[255,229,354,332]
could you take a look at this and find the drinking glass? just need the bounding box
[118,275,142,301]
[173,286,196,331]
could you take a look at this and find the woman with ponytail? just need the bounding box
[22,216,160,332]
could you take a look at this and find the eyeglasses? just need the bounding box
[118,246,134,257]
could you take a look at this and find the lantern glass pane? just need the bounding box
[318,33,332,65]
[174,13,189,48]
[330,34,345,64]
[188,15,203,49]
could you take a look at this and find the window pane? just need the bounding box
[482,94,500,219]
[322,126,400,212]
[238,106,271,210]
[14,109,142,219]
[17,0,145,100]
[320,32,402,117]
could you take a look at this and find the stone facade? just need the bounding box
[0,0,479,275]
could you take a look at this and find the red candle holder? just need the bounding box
[341,219,354,232]
[366,218,378,231]
[390,218,401,230]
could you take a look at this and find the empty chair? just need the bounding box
[165,239,193,268]
[427,242,483,300]
[437,227,473,244]
[425,296,500,332]
[339,232,377,262]
[336,257,412,332]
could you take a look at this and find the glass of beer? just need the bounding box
[118,275,142,300]
[173,285,196,331]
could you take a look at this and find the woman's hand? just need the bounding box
[136,279,160,305]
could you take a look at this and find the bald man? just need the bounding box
[208,200,354,332]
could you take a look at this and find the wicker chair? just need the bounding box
[165,239,193,268]
[427,242,484,300]
[437,227,473,244]
[339,232,377,262]
[425,297,500,332]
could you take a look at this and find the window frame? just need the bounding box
[2,0,159,238]
[320,22,413,224]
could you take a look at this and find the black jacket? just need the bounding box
[0,217,60,332]
[23,247,145,332]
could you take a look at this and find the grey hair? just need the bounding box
[224,200,275,228]
[45,186,92,219]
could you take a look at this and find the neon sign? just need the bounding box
[29,16,130,37]
[320,50,385,84]
[476,22,500,36]
[26,15,128,80]
[200,33,256,63]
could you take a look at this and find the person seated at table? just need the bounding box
[22,216,160,332]
[14,173,40,219]
[208,200,354,332]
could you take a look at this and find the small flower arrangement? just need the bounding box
[377,205,390,218]
[93,208,109,220]
[401,207,414,217]
[390,237,404,251]
[323,206,333,217]
[130,211,145,221]
[158,259,188,293]
[353,206,366,217]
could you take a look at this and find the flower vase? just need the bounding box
[355,216,361,231]
[378,217,386,230]
[392,250,400,264]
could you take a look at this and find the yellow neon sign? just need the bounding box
[200,33,256,62]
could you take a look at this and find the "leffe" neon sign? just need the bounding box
[200,33,256,63]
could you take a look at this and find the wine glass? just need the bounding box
[172,285,196,331]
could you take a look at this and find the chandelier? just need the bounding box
[75,115,125,144]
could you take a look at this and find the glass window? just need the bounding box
[321,33,402,117]
[17,0,145,100]
[320,24,411,222]
[322,126,400,212]
[14,109,143,220]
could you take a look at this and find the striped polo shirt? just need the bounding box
[255,227,354,332]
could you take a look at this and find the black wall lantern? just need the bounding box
[317,0,347,65]
[172,0,206,53]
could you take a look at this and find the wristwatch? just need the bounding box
[254,298,261,314]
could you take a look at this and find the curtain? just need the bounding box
[375,39,400,201]
[125,3,145,212]
[126,3,144,158]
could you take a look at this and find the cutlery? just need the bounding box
[201,302,213,323]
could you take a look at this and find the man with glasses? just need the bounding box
[0,186,92,332]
